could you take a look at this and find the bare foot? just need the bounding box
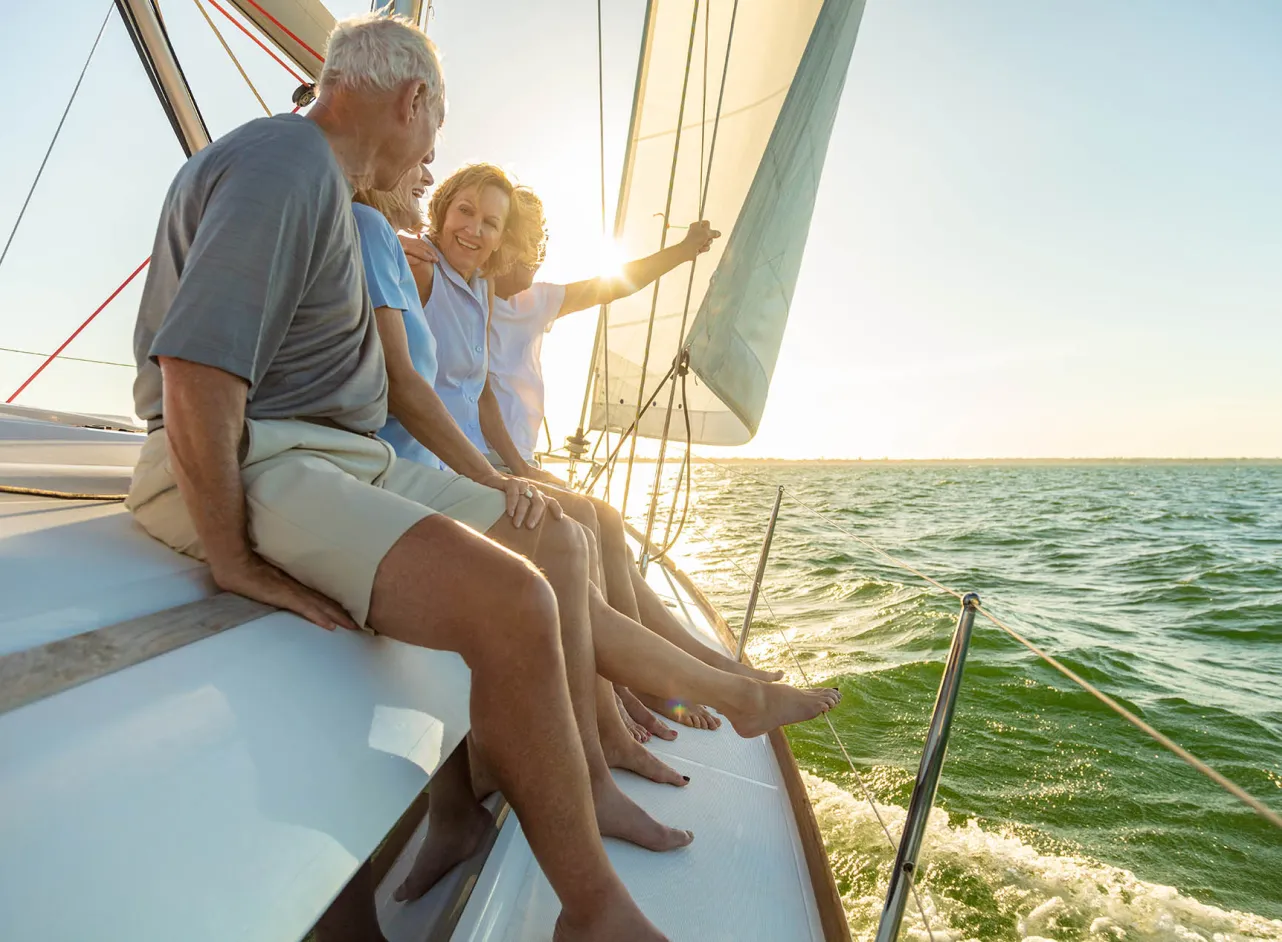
[722,681,841,740]
[638,692,722,731]
[601,725,689,788]
[554,901,669,942]
[393,801,493,902]
[593,776,693,851]
[618,685,677,741]
[616,691,650,743]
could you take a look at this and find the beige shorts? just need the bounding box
[127,418,507,626]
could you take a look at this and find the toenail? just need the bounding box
[682,775,690,782]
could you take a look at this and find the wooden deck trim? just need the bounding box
[0,592,274,715]
[626,525,852,942]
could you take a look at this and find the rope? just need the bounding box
[649,368,695,564]
[0,1,115,276]
[206,0,307,84]
[0,484,126,502]
[976,604,1282,830]
[693,456,1282,833]
[6,256,151,404]
[0,346,131,369]
[582,360,677,492]
[686,514,937,939]
[193,0,271,116]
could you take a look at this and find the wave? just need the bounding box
[804,773,1282,942]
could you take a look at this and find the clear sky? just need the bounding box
[1,0,1278,458]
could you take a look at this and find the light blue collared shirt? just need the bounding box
[352,203,443,470]
[422,245,489,451]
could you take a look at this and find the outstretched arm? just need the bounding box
[557,220,720,317]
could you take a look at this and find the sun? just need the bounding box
[597,236,626,279]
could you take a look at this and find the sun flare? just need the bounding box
[596,236,626,279]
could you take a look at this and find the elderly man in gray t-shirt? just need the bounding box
[125,14,672,942]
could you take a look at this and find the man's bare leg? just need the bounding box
[393,745,493,903]
[585,586,841,739]
[486,513,693,853]
[368,515,665,940]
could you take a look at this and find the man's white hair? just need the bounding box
[321,12,444,118]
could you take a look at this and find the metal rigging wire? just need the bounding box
[0,1,115,276]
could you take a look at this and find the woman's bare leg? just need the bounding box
[486,513,693,852]
[617,684,677,741]
[585,586,841,739]
[596,676,687,787]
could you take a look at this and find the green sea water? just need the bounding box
[629,460,1282,941]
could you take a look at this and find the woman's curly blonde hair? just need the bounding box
[506,185,548,272]
[428,163,547,277]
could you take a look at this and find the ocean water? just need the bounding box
[624,460,1282,941]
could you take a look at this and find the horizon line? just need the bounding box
[558,455,1282,464]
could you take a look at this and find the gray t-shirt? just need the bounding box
[133,114,387,434]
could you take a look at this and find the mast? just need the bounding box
[115,0,211,156]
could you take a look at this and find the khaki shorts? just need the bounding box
[127,418,507,626]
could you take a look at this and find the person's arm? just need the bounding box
[557,220,721,317]
[398,233,437,306]
[478,375,558,483]
[376,307,558,528]
[159,357,357,630]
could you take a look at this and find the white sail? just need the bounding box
[225,0,334,80]
[588,0,865,446]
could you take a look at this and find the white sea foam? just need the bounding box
[803,772,1282,942]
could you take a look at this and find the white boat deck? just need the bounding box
[0,408,827,942]
[378,550,826,942]
[0,411,472,942]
